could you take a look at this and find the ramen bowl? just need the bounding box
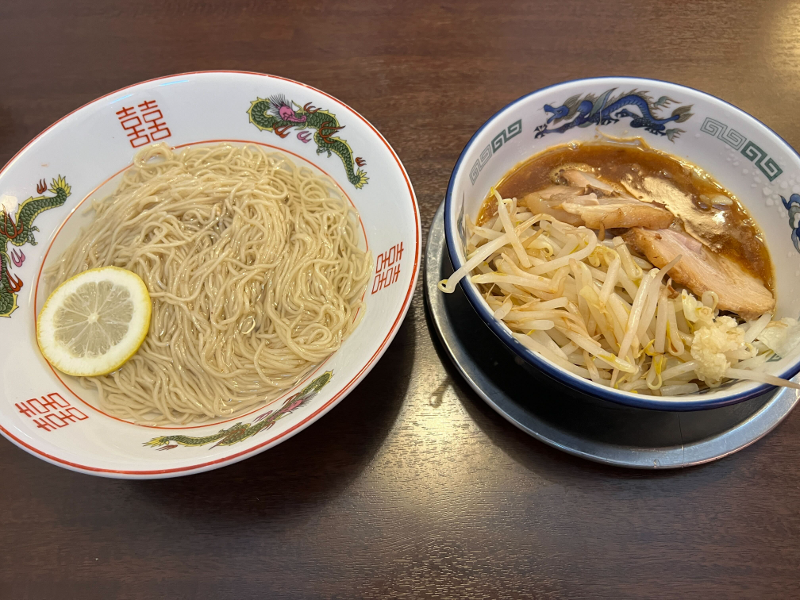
[0,72,419,478]
[444,76,800,410]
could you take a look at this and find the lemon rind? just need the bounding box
[36,266,152,377]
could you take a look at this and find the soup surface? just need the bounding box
[479,139,773,290]
[43,143,372,425]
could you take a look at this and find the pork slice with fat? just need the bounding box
[623,227,774,320]
[543,170,675,230]
[560,200,675,230]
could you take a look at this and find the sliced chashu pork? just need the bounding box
[561,200,675,230]
[559,169,622,196]
[524,169,674,230]
[524,185,588,227]
[623,227,774,320]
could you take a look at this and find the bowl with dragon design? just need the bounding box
[444,76,800,410]
[0,72,420,478]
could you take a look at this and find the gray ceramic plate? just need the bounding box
[424,201,799,468]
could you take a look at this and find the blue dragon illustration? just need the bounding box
[782,193,800,252]
[534,89,693,142]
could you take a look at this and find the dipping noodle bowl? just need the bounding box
[442,138,797,396]
[444,78,800,409]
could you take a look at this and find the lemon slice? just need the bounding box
[37,266,151,377]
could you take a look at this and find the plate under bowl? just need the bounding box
[427,200,799,468]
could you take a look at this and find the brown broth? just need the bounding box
[479,139,773,289]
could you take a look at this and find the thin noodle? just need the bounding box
[46,143,372,424]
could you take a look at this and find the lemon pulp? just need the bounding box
[37,267,151,377]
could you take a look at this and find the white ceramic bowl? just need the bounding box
[0,72,419,478]
[445,76,800,410]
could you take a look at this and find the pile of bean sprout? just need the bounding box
[439,191,800,395]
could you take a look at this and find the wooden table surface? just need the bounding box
[2,1,800,598]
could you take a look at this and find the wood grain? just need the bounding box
[2,0,800,598]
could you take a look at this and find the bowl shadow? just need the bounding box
[425,196,777,483]
[428,312,761,490]
[125,315,415,524]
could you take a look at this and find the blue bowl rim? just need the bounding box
[443,75,800,411]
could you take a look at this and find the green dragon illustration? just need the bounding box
[247,95,368,189]
[144,371,334,450]
[1,176,71,317]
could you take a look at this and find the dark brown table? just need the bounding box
[2,1,799,597]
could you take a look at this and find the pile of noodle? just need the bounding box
[47,143,372,424]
